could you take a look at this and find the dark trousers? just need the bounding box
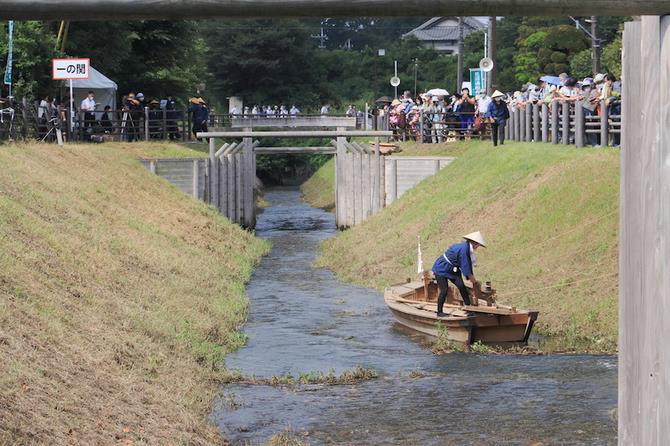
[491,121,506,146]
[436,274,471,313]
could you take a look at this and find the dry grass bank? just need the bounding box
[0,143,269,444]
[314,141,619,351]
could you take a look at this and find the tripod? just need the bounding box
[41,116,64,145]
[120,109,136,141]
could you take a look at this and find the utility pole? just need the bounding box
[487,16,497,94]
[413,58,418,97]
[590,16,600,75]
[310,27,328,49]
[457,16,464,92]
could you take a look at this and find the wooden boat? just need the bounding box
[384,273,538,346]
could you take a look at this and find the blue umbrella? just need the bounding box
[540,75,562,86]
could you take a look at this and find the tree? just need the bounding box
[204,19,322,108]
[514,23,588,84]
[601,33,622,79]
[0,21,56,98]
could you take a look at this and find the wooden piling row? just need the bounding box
[334,137,385,228]
[502,101,617,147]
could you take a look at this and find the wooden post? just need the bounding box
[619,16,670,445]
[541,103,549,143]
[235,152,243,224]
[551,101,559,144]
[600,99,609,147]
[561,101,570,145]
[508,110,514,141]
[227,154,236,221]
[144,106,150,141]
[533,103,540,142]
[220,156,228,217]
[336,127,347,228]
[346,151,355,227]
[515,108,522,141]
[434,159,440,175]
[209,138,218,206]
[519,106,525,141]
[372,138,381,214]
[354,151,363,225]
[242,127,255,227]
[505,113,512,141]
[149,160,156,174]
[192,159,199,198]
[389,158,398,204]
[362,153,371,219]
[162,108,167,140]
[379,154,386,209]
[525,104,532,142]
[419,110,424,144]
[575,102,585,148]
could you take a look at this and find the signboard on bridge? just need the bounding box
[52,58,90,80]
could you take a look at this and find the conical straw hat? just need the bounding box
[491,90,505,99]
[463,231,487,247]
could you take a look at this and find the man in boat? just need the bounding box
[432,231,487,317]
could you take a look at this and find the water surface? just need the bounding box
[212,188,617,445]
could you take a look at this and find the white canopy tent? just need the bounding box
[68,66,117,116]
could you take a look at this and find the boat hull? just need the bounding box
[384,285,538,346]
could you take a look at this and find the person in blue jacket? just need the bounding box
[485,90,510,147]
[432,231,487,317]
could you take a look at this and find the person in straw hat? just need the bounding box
[431,231,487,317]
[485,90,510,147]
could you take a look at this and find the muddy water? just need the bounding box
[211,188,617,445]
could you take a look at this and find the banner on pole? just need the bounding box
[469,68,485,95]
[4,21,14,86]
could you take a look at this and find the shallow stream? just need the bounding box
[211,188,617,445]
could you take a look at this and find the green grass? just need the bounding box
[101,140,210,158]
[311,140,619,351]
[0,143,270,444]
[300,157,336,211]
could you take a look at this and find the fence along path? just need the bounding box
[505,99,621,147]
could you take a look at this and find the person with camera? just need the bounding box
[456,88,476,139]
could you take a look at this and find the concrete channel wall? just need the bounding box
[141,155,455,225]
[384,156,455,205]
[139,158,206,201]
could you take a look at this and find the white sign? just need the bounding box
[390,76,400,87]
[52,58,90,80]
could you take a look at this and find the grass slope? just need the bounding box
[300,157,335,211]
[315,141,619,351]
[0,143,269,444]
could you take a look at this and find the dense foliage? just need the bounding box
[0,16,624,108]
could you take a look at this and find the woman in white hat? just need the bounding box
[485,91,509,147]
[431,232,487,317]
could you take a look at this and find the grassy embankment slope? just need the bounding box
[304,141,619,351]
[0,142,269,444]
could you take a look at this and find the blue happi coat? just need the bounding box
[432,241,473,279]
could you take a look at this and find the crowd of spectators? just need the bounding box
[375,71,622,147]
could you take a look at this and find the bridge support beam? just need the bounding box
[2,1,668,20]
